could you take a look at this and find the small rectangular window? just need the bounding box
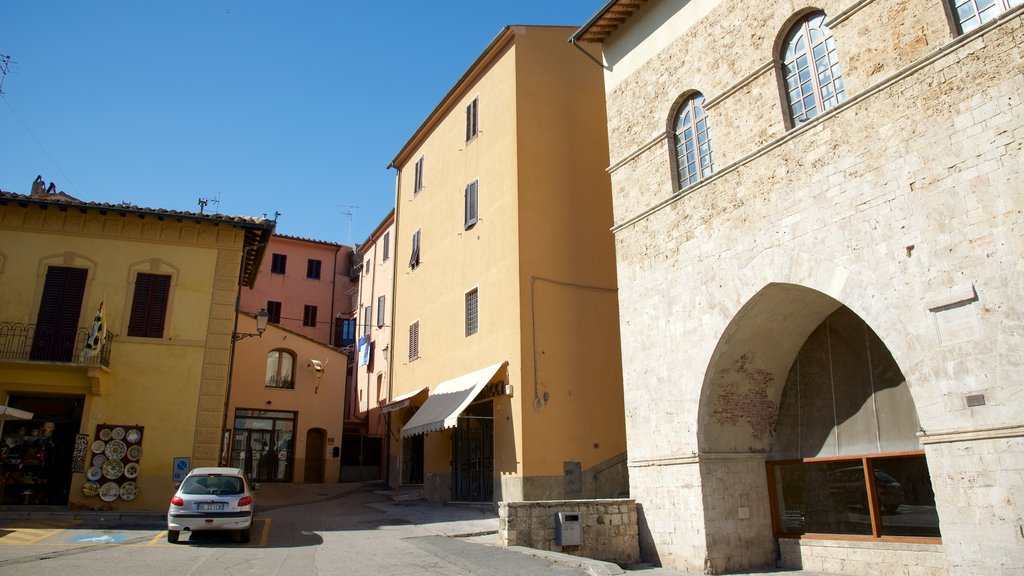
[271,253,287,275]
[306,259,322,279]
[128,273,171,338]
[952,0,1018,34]
[466,97,479,142]
[382,231,390,261]
[364,305,372,335]
[377,295,386,327]
[409,229,421,269]
[414,156,425,194]
[303,305,318,327]
[465,288,478,337]
[409,321,419,361]
[266,301,282,324]
[464,179,479,229]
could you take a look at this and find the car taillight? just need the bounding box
[171,496,184,506]
[237,495,252,507]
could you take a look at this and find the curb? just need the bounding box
[508,545,625,575]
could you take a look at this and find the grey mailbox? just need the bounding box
[555,512,582,546]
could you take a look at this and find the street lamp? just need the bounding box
[232,308,269,341]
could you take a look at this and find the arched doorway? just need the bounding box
[696,283,940,572]
[304,428,326,483]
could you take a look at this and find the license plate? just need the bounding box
[196,502,225,511]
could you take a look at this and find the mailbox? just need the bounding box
[555,512,582,546]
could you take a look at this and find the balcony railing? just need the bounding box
[0,323,113,368]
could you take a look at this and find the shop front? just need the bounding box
[0,395,84,506]
[230,409,295,482]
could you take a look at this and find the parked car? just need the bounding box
[167,466,257,543]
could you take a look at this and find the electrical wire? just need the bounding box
[1,94,80,196]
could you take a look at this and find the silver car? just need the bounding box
[167,466,256,543]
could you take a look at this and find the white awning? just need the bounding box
[382,386,429,413]
[400,361,507,438]
[0,405,33,421]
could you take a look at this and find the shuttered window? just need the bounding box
[31,266,88,361]
[464,180,479,229]
[128,273,171,338]
[266,300,282,324]
[409,229,421,269]
[466,97,479,142]
[409,321,419,361]
[377,295,386,327]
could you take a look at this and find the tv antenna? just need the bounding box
[0,54,12,95]
[338,204,360,245]
[198,195,220,215]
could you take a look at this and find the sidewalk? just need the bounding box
[0,482,838,576]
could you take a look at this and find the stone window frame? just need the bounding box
[778,11,847,129]
[669,92,714,192]
[944,0,1023,35]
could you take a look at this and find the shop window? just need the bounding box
[767,306,940,541]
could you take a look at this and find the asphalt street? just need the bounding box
[0,483,841,576]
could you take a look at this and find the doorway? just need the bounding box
[0,395,84,505]
[451,401,493,502]
[304,428,326,483]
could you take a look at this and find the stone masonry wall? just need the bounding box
[603,0,1024,574]
[498,499,640,566]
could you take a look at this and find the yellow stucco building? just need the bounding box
[0,181,273,511]
[386,26,627,503]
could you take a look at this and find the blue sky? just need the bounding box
[0,1,601,245]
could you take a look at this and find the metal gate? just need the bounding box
[451,402,493,502]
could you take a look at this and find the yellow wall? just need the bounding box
[513,29,626,479]
[389,26,625,500]
[0,204,251,511]
[391,35,526,483]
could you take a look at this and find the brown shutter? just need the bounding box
[128,273,170,338]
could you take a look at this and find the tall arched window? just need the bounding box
[266,349,295,389]
[951,0,1022,34]
[782,12,846,127]
[673,93,714,190]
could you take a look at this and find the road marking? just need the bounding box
[0,520,80,545]
[258,518,271,547]
[146,532,166,546]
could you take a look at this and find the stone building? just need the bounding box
[572,1,1023,575]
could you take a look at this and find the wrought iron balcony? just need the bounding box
[0,323,113,368]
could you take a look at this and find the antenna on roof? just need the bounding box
[337,204,360,245]
[0,54,11,95]
[198,195,220,215]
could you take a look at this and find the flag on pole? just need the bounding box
[82,300,105,359]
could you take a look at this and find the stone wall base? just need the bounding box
[779,538,948,576]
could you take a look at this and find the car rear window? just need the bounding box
[182,475,245,495]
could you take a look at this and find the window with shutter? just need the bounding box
[271,253,287,275]
[364,305,372,335]
[382,231,390,261]
[266,301,282,324]
[409,321,419,361]
[465,180,479,229]
[128,273,171,338]
[377,295,386,327]
[414,156,425,194]
[31,266,88,361]
[409,229,421,269]
[306,259,322,279]
[466,97,479,142]
[303,305,318,327]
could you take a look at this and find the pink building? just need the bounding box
[240,234,358,348]
[343,211,394,482]
[228,234,359,483]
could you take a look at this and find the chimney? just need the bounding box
[31,175,45,196]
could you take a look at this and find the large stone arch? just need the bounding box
[694,279,934,573]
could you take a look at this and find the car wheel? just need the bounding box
[167,529,180,544]
[238,525,251,544]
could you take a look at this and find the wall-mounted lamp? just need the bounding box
[233,308,269,341]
